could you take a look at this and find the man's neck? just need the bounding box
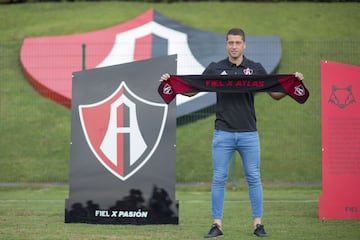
[228,55,244,66]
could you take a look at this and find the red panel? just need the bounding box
[134,34,152,61]
[319,60,360,219]
[117,104,124,177]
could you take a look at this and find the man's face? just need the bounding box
[226,34,246,60]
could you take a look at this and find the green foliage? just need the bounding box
[1,0,358,4]
[0,2,359,183]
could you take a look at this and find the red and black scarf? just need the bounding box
[158,74,309,104]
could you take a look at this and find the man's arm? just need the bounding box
[268,91,287,100]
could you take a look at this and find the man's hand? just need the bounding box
[295,72,304,81]
[160,73,170,82]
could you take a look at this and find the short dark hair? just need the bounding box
[226,28,245,41]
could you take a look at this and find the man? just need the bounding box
[160,28,304,238]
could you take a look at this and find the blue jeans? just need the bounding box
[211,130,263,219]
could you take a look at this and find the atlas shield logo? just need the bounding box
[163,83,173,95]
[294,84,306,97]
[243,67,253,75]
[79,82,168,180]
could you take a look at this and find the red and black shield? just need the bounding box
[79,82,167,180]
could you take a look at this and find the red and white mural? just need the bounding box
[20,9,281,116]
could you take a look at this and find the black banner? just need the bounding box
[65,55,178,225]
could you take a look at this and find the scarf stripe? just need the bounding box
[158,74,309,104]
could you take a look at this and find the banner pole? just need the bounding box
[82,44,86,70]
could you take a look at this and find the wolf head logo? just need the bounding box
[328,85,356,109]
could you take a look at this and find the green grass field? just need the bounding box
[0,185,360,240]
